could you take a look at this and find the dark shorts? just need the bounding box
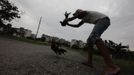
[86,17,110,46]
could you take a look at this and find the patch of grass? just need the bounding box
[15,37,51,46]
[70,48,134,75]
[113,58,134,75]
[0,35,51,46]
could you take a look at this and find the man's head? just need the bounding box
[73,9,83,16]
[73,9,87,19]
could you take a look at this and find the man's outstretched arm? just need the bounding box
[60,16,78,26]
[63,13,82,22]
[67,20,84,28]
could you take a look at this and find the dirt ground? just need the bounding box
[0,36,97,75]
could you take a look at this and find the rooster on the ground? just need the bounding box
[51,41,67,55]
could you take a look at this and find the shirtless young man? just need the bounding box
[61,9,120,75]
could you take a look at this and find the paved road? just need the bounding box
[0,36,95,75]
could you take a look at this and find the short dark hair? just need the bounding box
[73,9,83,16]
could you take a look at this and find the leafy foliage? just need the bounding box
[104,40,134,60]
[0,0,20,23]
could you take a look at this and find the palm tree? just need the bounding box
[104,40,130,59]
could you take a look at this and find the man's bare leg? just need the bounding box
[82,45,93,67]
[95,39,120,75]
[87,46,93,66]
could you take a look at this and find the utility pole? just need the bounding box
[35,16,42,39]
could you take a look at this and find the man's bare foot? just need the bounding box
[103,66,120,75]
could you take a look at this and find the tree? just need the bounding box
[0,0,20,27]
[104,40,130,59]
[3,23,12,34]
[19,27,25,37]
[41,34,46,41]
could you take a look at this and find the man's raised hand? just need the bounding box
[60,11,71,26]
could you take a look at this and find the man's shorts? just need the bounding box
[86,17,110,46]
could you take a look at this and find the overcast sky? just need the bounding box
[11,0,134,50]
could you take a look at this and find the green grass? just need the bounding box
[78,50,134,75]
[15,37,51,46]
[67,47,134,75]
[113,58,134,75]
[0,35,51,46]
